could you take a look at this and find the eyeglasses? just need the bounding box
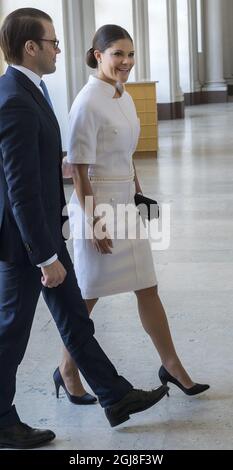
[37,38,60,50]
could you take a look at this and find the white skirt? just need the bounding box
[69,179,157,299]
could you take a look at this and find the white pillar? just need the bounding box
[0,2,4,75]
[187,0,201,92]
[62,0,96,108]
[166,0,184,104]
[222,0,233,85]
[132,0,150,80]
[203,0,227,91]
[0,49,4,76]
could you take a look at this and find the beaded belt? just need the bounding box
[89,174,135,183]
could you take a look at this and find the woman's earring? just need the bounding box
[98,60,102,64]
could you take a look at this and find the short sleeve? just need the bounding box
[67,95,98,164]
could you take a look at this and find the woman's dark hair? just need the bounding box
[0,8,52,65]
[86,24,133,69]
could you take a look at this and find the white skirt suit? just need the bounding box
[67,75,157,299]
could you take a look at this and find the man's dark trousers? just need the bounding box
[0,243,132,428]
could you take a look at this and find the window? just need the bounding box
[148,0,170,101]
[177,0,190,93]
[196,0,203,53]
[95,0,133,36]
[94,0,135,81]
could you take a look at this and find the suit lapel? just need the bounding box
[6,67,61,137]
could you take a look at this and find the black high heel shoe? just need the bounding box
[158,365,210,396]
[53,367,97,405]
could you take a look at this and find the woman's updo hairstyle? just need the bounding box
[86,24,133,69]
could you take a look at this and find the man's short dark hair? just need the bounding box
[0,8,52,65]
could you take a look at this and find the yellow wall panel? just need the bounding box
[125,82,158,156]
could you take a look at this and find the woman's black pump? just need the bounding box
[158,365,209,396]
[53,367,97,405]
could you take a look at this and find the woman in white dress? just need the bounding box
[59,25,209,401]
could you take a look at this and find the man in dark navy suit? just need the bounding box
[0,8,167,448]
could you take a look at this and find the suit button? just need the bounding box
[25,242,32,253]
[114,129,118,134]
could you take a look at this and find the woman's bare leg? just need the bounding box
[59,298,98,396]
[135,286,194,388]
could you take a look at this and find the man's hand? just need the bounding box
[41,259,67,288]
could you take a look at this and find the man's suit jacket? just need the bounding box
[0,66,68,265]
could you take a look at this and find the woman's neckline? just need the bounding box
[89,75,124,99]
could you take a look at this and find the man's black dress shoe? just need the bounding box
[0,422,56,449]
[105,385,169,427]
[53,367,97,405]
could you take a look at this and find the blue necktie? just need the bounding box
[40,80,53,109]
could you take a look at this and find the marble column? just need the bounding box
[0,4,5,76]
[166,0,184,105]
[222,0,233,85]
[0,50,5,76]
[203,0,227,91]
[132,0,150,81]
[62,0,96,109]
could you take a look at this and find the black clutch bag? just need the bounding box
[134,193,159,220]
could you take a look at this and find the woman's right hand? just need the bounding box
[91,217,113,254]
[62,156,74,178]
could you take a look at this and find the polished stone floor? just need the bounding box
[16,103,233,450]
